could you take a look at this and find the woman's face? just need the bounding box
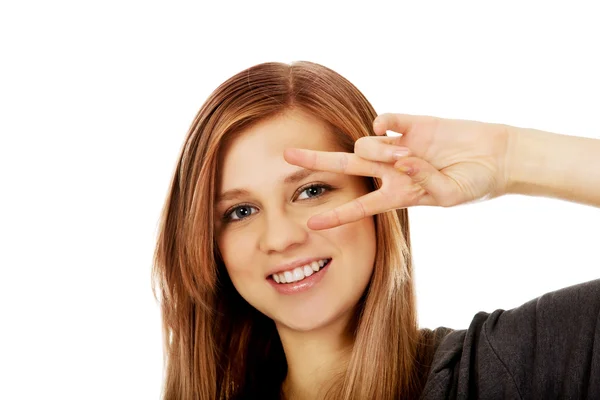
[215,109,376,332]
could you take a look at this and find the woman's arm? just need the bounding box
[284,114,600,229]
[506,127,600,207]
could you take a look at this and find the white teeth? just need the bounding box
[271,259,330,284]
[293,267,304,281]
[284,271,293,283]
[311,261,320,271]
[303,265,313,277]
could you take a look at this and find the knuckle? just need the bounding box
[353,199,367,220]
[338,153,349,172]
[308,150,319,169]
[411,170,428,186]
[331,208,342,226]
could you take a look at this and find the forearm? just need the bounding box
[506,126,600,207]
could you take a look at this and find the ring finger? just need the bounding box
[354,135,410,163]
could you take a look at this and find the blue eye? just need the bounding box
[225,205,257,221]
[222,184,332,223]
[297,184,327,200]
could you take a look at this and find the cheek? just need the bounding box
[330,216,377,270]
[218,230,256,283]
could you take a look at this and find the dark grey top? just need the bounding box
[421,278,600,399]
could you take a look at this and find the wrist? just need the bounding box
[505,126,552,196]
[506,125,600,206]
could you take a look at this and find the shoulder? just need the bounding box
[420,278,600,399]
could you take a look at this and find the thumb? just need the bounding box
[393,157,458,206]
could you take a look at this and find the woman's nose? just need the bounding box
[258,210,309,254]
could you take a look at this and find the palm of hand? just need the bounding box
[384,115,510,207]
[284,114,511,229]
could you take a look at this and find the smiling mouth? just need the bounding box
[271,258,331,284]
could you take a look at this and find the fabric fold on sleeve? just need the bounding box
[421,278,600,399]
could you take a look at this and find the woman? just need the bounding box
[152,61,600,399]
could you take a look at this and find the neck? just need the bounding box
[277,316,354,400]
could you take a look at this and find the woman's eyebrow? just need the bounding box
[217,188,250,203]
[217,169,317,203]
[283,168,315,185]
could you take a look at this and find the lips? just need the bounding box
[271,258,331,284]
[268,258,333,295]
[266,256,331,278]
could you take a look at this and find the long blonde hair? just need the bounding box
[153,61,439,399]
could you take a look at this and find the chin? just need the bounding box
[276,318,326,333]
[273,305,353,333]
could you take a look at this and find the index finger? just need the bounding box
[307,190,390,230]
[283,148,383,178]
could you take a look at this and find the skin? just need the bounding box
[284,113,600,230]
[215,109,377,398]
[284,113,511,229]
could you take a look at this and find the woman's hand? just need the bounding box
[283,113,512,230]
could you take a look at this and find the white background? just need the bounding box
[1,1,599,399]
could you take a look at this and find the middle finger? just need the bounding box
[283,148,383,178]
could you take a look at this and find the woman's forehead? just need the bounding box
[219,111,341,185]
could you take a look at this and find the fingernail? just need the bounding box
[396,165,413,175]
[392,148,409,160]
[308,216,330,230]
